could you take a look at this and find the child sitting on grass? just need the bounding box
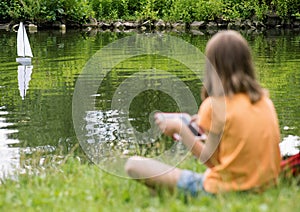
[125,30,281,196]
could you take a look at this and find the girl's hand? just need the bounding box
[190,114,199,123]
[154,113,182,137]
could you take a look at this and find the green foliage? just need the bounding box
[167,0,197,22]
[253,0,269,20]
[90,0,115,20]
[272,0,300,19]
[0,0,12,21]
[4,0,92,24]
[90,0,139,21]
[221,0,252,20]
[7,0,25,20]
[19,0,41,21]
[293,12,300,19]
[135,0,159,21]
[0,0,298,24]
[194,0,223,21]
[63,0,93,23]
[38,0,64,22]
[221,0,270,21]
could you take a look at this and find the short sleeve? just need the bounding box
[197,97,226,134]
[197,98,212,132]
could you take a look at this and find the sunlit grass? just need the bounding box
[0,150,299,212]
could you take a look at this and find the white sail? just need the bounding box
[17,22,33,57]
[18,65,33,100]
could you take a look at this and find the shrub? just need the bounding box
[135,0,159,21]
[6,0,92,24]
[7,0,26,21]
[0,0,299,24]
[194,0,223,21]
[167,0,196,22]
[63,0,93,23]
[0,0,12,22]
[272,0,300,19]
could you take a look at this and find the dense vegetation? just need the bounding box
[0,0,299,25]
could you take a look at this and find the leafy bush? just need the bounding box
[221,0,270,21]
[63,0,93,23]
[194,0,223,21]
[272,0,300,19]
[135,0,159,21]
[5,0,92,24]
[253,0,269,20]
[7,0,25,20]
[36,0,62,22]
[19,0,41,21]
[90,0,123,20]
[0,0,12,21]
[221,0,252,20]
[0,0,299,24]
[167,0,197,22]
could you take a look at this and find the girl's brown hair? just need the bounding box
[203,30,263,103]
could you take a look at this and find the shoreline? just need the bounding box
[1,15,300,33]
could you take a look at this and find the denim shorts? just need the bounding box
[177,170,210,197]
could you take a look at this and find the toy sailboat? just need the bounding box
[16,22,33,65]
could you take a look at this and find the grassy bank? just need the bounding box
[1,0,299,26]
[1,153,299,211]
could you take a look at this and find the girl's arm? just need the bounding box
[155,116,217,168]
[178,123,219,168]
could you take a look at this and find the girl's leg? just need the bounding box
[125,156,182,191]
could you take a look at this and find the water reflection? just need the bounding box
[84,109,140,159]
[17,65,33,100]
[84,109,187,177]
[0,29,299,177]
[85,110,123,143]
[0,109,19,181]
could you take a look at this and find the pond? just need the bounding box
[0,28,299,179]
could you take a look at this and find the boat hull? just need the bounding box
[16,57,32,65]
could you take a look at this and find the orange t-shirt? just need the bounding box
[198,93,281,194]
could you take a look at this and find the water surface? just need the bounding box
[0,29,299,178]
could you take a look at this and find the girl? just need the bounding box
[125,30,281,196]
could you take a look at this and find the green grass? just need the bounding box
[0,154,299,212]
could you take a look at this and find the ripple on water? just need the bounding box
[0,110,20,181]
